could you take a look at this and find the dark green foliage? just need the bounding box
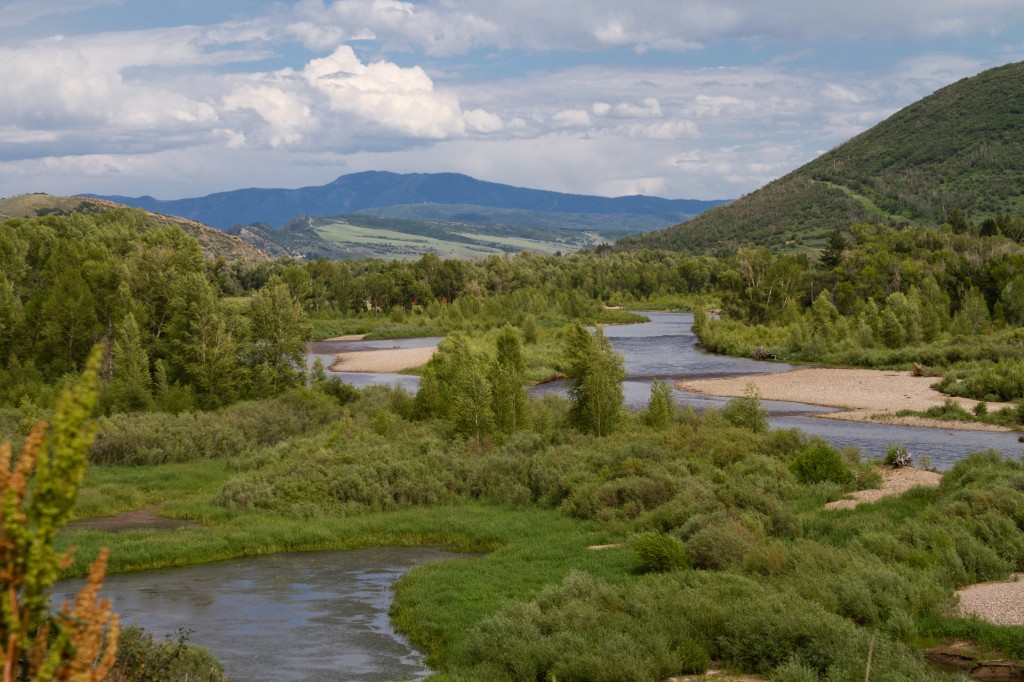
[790,444,855,485]
[632,531,688,572]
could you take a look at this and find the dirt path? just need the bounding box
[677,368,1013,432]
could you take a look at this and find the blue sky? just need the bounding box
[1,1,1023,201]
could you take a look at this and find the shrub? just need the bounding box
[677,638,710,675]
[687,518,759,570]
[884,443,913,468]
[790,444,854,485]
[721,384,768,432]
[632,531,689,573]
[110,627,226,682]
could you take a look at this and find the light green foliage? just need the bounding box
[562,321,625,436]
[790,443,854,485]
[490,327,529,434]
[247,276,311,394]
[642,380,675,428]
[952,286,992,335]
[721,384,768,432]
[632,531,689,572]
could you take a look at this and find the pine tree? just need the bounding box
[818,228,848,269]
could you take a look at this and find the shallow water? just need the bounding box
[54,547,464,682]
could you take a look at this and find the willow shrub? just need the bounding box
[89,388,342,465]
[456,570,935,681]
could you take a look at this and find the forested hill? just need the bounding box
[620,60,1024,254]
[86,171,726,230]
[0,194,271,264]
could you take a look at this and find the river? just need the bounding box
[54,547,463,682]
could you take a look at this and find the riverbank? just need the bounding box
[329,345,437,373]
[677,368,1014,432]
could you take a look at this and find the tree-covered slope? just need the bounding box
[623,60,1024,254]
[0,194,271,264]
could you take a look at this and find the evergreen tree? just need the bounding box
[166,273,241,409]
[818,228,848,269]
[106,312,153,413]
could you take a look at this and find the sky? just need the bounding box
[1,1,1023,202]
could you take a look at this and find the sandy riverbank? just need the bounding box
[825,466,941,510]
[329,345,437,373]
[677,368,1013,432]
[957,573,1024,625]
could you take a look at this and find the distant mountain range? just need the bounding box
[622,60,1024,254]
[88,171,727,232]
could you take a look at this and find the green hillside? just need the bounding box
[623,60,1024,254]
[230,213,619,260]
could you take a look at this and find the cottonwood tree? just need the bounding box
[642,380,675,428]
[248,277,311,395]
[490,327,529,434]
[562,321,625,436]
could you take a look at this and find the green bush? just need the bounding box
[677,638,710,675]
[721,384,768,432]
[89,388,342,465]
[790,444,854,485]
[632,531,689,573]
[110,627,225,682]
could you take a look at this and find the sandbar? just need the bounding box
[329,345,437,373]
[677,368,1013,432]
[957,573,1024,625]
